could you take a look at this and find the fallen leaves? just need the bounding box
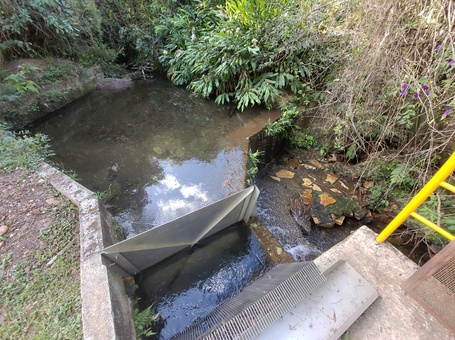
[319,193,336,206]
[276,169,295,179]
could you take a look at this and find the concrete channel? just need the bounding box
[39,162,135,339]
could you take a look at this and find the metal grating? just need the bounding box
[433,257,455,293]
[403,240,455,334]
[172,262,326,340]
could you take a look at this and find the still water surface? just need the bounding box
[33,75,279,237]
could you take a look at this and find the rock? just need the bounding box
[354,209,367,220]
[302,178,313,187]
[276,169,295,179]
[276,247,283,255]
[311,215,335,228]
[363,210,373,224]
[331,215,345,226]
[96,78,132,91]
[327,154,338,162]
[45,197,60,206]
[325,173,339,184]
[319,193,336,206]
[0,225,9,236]
[290,196,312,233]
[285,157,301,169]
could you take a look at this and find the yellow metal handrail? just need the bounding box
[376,151,455,243]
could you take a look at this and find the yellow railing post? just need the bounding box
[376,152,455,243]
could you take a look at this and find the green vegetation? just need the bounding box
[1,0,454,251]
[0,197,82,338]
[133,300,159,338]
[158,0,334,111]
[247,149,263,185]
[0,128,54,172]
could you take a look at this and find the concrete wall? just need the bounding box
[39,163,135,340]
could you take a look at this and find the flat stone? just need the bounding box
[0,225,9,236]
[276,169,295,179]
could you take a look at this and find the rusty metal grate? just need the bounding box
[403,241,455,334]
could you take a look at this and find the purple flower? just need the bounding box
[436,45,441,51]
[450,60,454,66]
[400,90,407,96]
[425,90,430,95]
[413,93,419,98]
[421,84,429,91]
[374,94,379,98]
[444,108,451,115]
[401,83,408,89]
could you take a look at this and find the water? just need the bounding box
[135,223,269,339]
[31,76,279,338]
[32,75,279,237]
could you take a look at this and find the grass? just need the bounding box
[0,128,55,173]
[0,197,82,339]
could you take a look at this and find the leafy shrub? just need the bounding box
[158,0,337,111]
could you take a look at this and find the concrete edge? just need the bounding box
[38,162,135,340]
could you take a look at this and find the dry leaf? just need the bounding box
[339,181,349,190]
[309,159,323,168]
[325,173,339,184]
[301,191,313,205]
[312,184,322,192]
[302,163,316,169]
[275,169,295,179]
[319,193,336,206]
[302,178,313,186]
[330,188,342,194]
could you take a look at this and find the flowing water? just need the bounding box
[135,222,269,339]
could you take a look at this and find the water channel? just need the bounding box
[31,75,280,338]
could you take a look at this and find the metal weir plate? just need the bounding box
[102,186,260,275]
